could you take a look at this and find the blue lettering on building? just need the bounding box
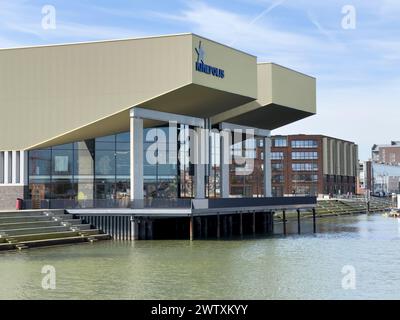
[195,41,225,79]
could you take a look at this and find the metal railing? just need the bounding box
[22,199,193,210]
[22,196,316,210]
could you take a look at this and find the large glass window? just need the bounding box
[292,174,318,182]
[274,138,288,147]
[291,140,318,148]
[95,150,116,176]
[52,149,73,176]
[272,174,284,183]
[143,127,179,199]
[28,132,130,202]
[178,125,193,198]
[29,150,51,176]
[271,152,284,160]
[292,163,318,171]
[292,152,318,160]
[230,136,264,198]
[272,163,283,171]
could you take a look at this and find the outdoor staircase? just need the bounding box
[276,197,391,220]
[315,198,390,216]
[0,210,111,252]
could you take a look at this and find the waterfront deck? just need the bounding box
[67,197,317,241]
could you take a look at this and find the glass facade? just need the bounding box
[143,127,179,199]
[28,125,198,203]
[29,134,131,202]
[28,126,270,203]
[230,137,264,197]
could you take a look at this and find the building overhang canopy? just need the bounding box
[210,63,316,130]
[0,33,316,151]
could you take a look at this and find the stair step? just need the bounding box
[2,224,92,236]
[0,219,82,231]
[0,211,65,219]
[0,216,54,223]
[7,229,102,242]
[19,234,112,249]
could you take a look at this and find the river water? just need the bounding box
[1,213,400,300]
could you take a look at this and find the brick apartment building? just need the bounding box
[270,135,358,196]
[372,141,400,165]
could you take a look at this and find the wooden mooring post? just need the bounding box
[239,213,243,238]
[189,216,194,241]
[229,215,233,237]
[283,210,287,235]
[312,208,317,233]
[217,214,221,239]
[297,209,301,234]
[252,212,256,235]
[204,217,208,239]
[263,213,268,234]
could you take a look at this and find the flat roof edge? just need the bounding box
[258,62,316,80]
[0,32,194,51]
[0,33,256,58]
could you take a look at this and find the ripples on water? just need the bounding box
[1,214,400,300]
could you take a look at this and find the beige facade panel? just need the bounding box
[0,33,258,151]
[210,63,316,129]
[191,34,257,99]
[264,63,316,113]
[32,84,255,149]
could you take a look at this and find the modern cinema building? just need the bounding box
[0,33,316,212]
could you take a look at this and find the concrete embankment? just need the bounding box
[0,210,111,252]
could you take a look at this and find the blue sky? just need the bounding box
[1,0,399,160]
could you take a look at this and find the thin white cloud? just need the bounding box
[0,1,143,47]
[155,1,341,73]
[230,0,286,45]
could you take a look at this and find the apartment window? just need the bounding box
[292,163,318,171]
[272,186,284,197]
[272,163,283,171]
[292,174,318,182]
[291,140,318,148]
[272,174,284,183]
[271,152,284,160]
[292,152,318,160]
[274,138,288,147]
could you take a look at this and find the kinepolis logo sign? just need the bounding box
[195,41,225,79]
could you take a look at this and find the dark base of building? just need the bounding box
[78,212,275,241]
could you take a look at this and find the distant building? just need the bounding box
[269,135,358,196]
[361,141,400,196]
[359,160,400,196]
[372,141,400,165]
